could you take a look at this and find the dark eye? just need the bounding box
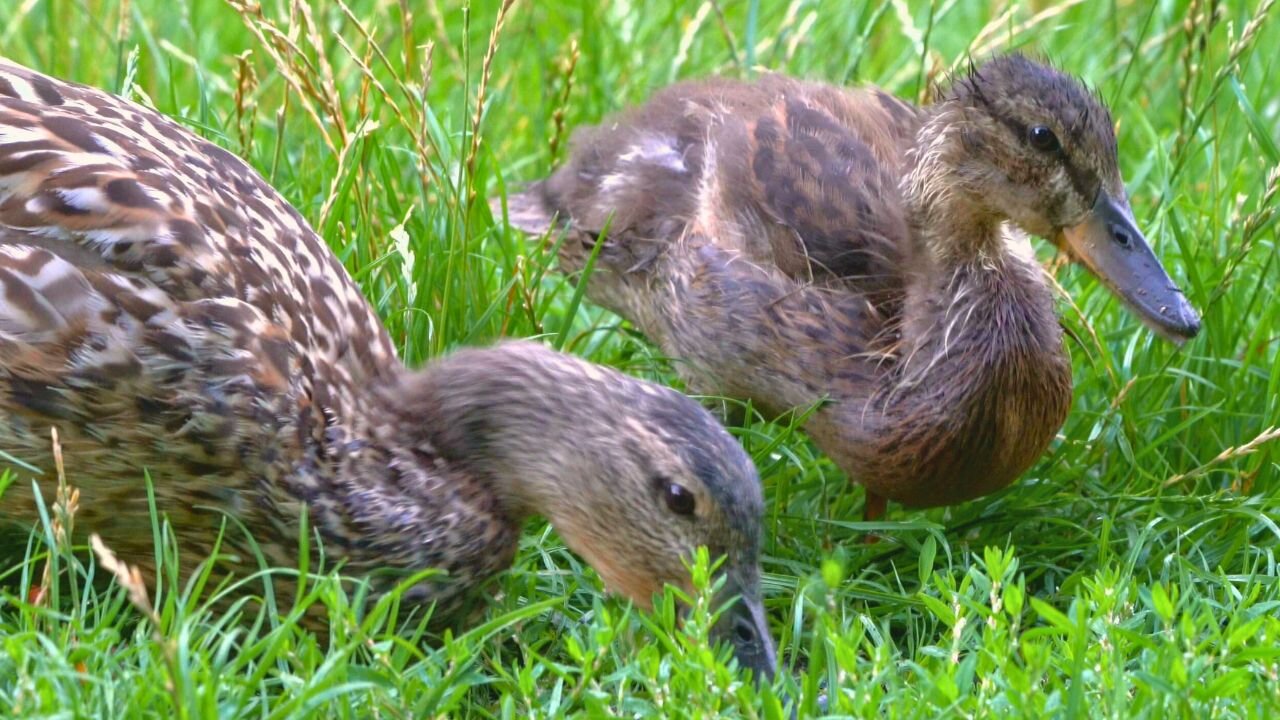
[1027,125,1060,153]
[662,481,696,516]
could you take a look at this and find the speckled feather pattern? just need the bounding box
[0,57,516,622]
[0,59,772,634]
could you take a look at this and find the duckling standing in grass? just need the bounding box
[496,54,1200,520]
[0,57,777,677]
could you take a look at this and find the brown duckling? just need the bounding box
[0,57,776,676]
[495,54,1200,519]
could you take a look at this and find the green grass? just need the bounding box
[2,0,1279,716]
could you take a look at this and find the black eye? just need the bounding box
[662,481,696,516]
[1027,125,1060,153]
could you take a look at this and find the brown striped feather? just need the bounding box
[0,57,767,637]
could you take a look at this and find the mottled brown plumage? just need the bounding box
[0,57,776,675]
[496,55,1200,513]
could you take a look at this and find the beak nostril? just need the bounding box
[1111,225,1133,248]
[735,618,757,644]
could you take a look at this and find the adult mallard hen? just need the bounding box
[495,54,1200,519]
[0,57,777,676]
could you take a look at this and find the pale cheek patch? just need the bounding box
[571,535,663,608]
[1052,168,1072,193]
[1050,168,1083,218]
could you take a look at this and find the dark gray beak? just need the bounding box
[710,564,777,681]
[1057,191,1201,344]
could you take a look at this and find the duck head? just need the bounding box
[410,341,777,679]
[919,53,1200,343]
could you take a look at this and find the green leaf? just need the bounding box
[1150,584,1175,624]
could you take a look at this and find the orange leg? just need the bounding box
[864,491,888,522]
[862,491,887,544]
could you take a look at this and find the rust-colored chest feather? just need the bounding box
[812,256,1074,506]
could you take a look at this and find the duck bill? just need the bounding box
[709,564,778,682]
[1058,192,1201,344]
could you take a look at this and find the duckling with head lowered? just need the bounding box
[497,54,1200,517]
[0,57,775,677]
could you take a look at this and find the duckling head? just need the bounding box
[922,53,1200,343]
[408,341,776,679]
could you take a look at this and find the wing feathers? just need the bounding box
[0,244,104,338]
[496,73,924,303]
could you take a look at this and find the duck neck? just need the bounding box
[806,112,1074,506]
[280,356,551,625]
[391,341,674,530]
[894,111,1064,367]
[900,109,1003,265]
[302,345,624,619]
[395,346,582,523]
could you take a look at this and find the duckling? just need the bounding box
[0,57,776,676]
[495,54,1200,519]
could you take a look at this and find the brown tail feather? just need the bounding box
[489,185,559,236]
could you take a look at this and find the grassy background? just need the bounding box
[1,0,1278,716]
